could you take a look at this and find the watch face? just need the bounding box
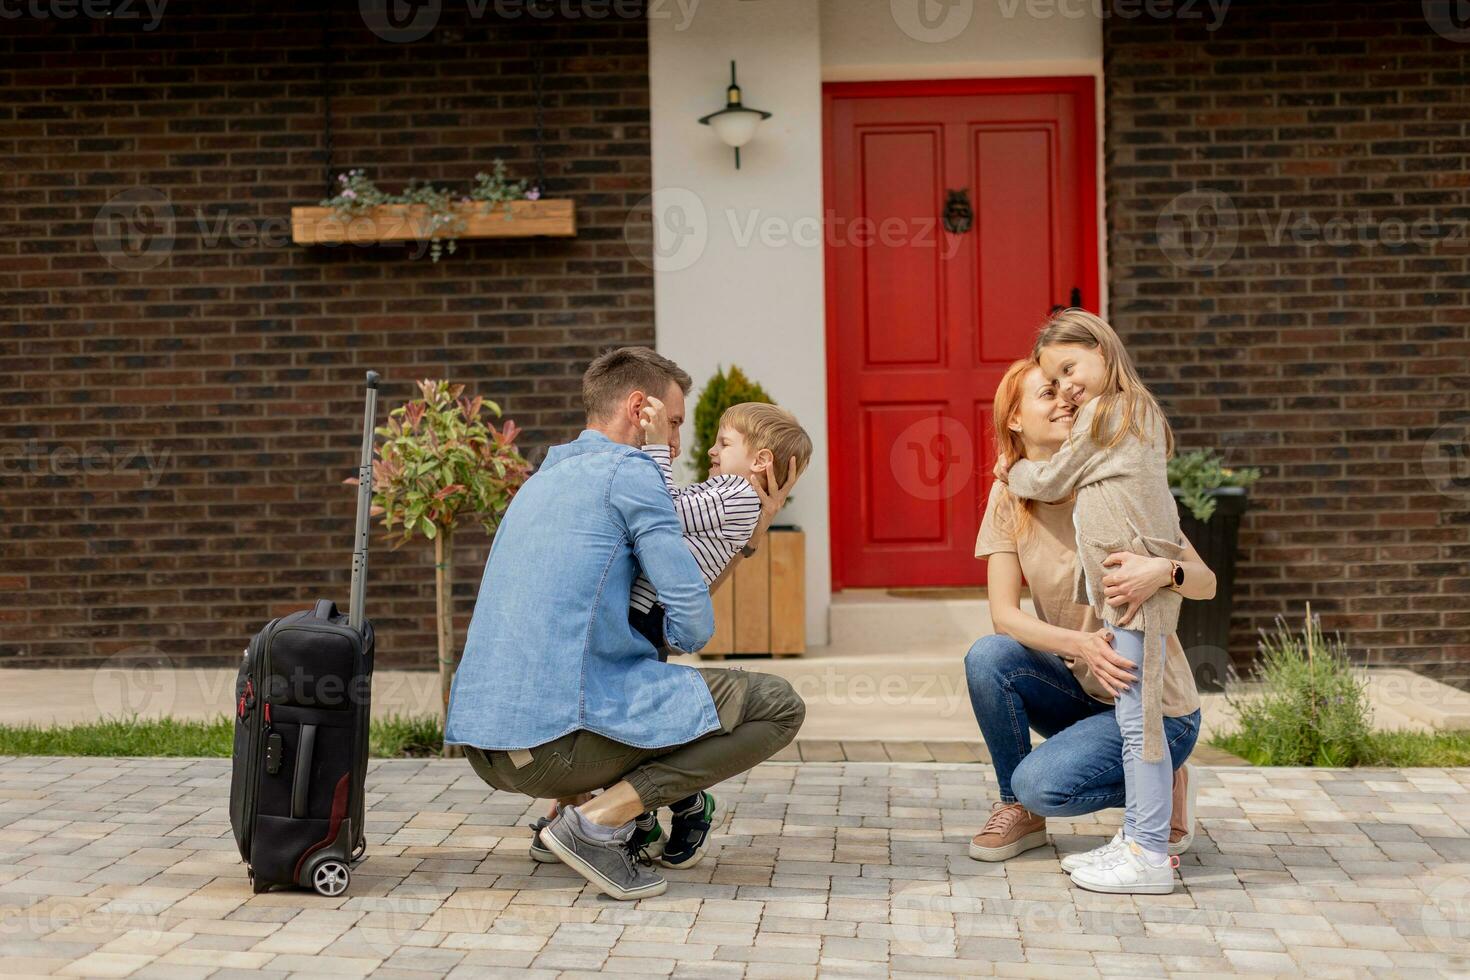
[1173,563,1185,586]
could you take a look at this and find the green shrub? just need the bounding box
[690,365,773,481]
[1168,447,1261,521]
[370,713,445,758]
[1222,606,1373,766]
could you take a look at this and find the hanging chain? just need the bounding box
[532,40,546,196]
[322,6,335,199]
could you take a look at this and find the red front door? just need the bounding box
[824,77,1098,590]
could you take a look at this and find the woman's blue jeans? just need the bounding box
[963,634,1200,818]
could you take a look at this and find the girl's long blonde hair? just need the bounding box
[991,358,1042,541]
[1034,308,1174,456]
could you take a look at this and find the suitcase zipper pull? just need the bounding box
[263,702,272,729]
[238,678,254,720]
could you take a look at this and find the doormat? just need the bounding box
[884,589,985,600]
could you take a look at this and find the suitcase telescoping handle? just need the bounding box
[348,371,380,633]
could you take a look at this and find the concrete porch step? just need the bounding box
[828,588,1030,655]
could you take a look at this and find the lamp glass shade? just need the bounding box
[709,109,762,148]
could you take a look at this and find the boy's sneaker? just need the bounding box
[538,807,667,901]
[1168,764,1196,856]
[968,802,1047,862]
[531,809,665,863]
[1060,831,1124,874]
[1069,840,1177,895]
[658,791,718,869]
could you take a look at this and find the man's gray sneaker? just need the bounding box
[538,806,668,901]
[531,808,664,864]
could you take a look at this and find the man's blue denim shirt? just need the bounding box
[444,429,720,751]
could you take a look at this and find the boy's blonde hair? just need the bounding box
[1033,308,1175,456]
[719,402,813,488]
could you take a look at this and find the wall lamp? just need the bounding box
[698,60,772,170]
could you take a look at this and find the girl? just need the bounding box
[995,309,1189,895]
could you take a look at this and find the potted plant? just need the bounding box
[293,163,576,260]
[1168,448,1262,691]
[689,366,804,658]
[348,380,531,751]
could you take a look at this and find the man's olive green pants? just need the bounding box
[465,668,806,810]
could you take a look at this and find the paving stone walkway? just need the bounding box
[2,757,1468,978]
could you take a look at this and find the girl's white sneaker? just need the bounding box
[1059,831,1125,874]
[1069,840,1177,895]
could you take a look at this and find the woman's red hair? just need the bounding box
[991,358,1041,541]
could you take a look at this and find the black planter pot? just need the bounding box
[1173,486,1249,693]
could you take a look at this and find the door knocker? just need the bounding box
[943,189,972,234]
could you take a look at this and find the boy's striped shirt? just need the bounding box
[629,443,761,615]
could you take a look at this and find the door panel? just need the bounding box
[825,78,1097,590]
[861,129,944,366]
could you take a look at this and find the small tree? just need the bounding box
[691,365,773,481]
[347,380,531,747]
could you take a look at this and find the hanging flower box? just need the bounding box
[291,198,576,246]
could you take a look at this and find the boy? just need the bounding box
[529,398,812,870]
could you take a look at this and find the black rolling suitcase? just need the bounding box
[230,371,380,896]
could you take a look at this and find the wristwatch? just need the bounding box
[740,542,758,558]
[1167,560,1185,591]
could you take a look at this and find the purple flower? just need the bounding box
[342,189,356,199]
[339,173,348,183]
[525,187,541,201]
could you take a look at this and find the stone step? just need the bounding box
[827,588,1031,655]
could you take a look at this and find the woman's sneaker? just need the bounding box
[538,807,667,901]
[658,792,718,869]
[1069,840,1177,895]
[1059,831,1124,874]
[532,809,664,863]
[1168,764,1196,856]
[968,802,1047,862]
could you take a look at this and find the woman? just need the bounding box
[965,358,1213,866]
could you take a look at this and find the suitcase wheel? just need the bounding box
[310,859,351,897]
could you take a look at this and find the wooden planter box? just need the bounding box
[290,198,576,246]
[701,527,805,659]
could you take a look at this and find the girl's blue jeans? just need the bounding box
[963,633,1200,851]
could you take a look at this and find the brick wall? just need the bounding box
[0,3,653,668]
[1104,0,1470,682]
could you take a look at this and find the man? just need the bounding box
[445,346,807,900]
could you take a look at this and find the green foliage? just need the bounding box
[351,379,532,546]
[691,365,773,481]
[0,714,448,759]
[369,714,445,758]
[1219,606,1374,766]
[1167,447,1261,522]
[321,162,530,261]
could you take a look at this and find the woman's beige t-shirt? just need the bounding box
[974,482,1201,717]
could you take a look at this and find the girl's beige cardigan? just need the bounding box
[1006,397,1186,763]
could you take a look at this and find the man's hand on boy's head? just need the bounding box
[638,395,671,446]
[749,455,799,537]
